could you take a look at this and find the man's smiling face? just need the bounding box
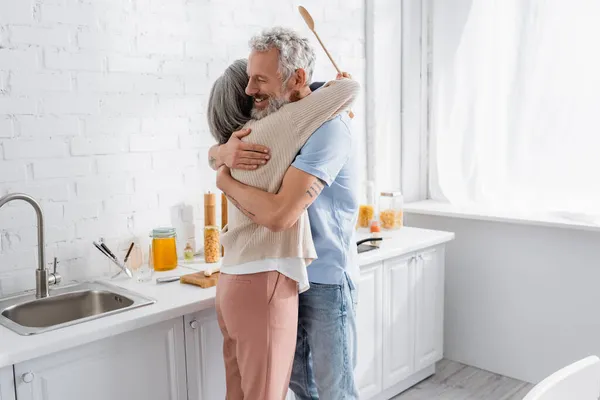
[245,47,291,119]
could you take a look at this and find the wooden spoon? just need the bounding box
[298,5,355,118]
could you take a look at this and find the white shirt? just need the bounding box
[221,258,310,293]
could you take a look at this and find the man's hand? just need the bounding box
[214,128,271,171]
[216,165,231,188]
[336,72,352,80]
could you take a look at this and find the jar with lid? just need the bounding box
[150,227,178,271]
[379,191,404,230]
[204,192,221,263]
[358,181,376,228]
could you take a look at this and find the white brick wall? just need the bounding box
[0,0,367,296]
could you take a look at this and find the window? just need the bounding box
[429,0,600,218]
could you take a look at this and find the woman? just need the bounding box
[207,58,359,399]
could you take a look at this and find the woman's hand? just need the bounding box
[218,129,271,171]
[336,72,352,80]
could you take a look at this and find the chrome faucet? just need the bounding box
[0,193,61,298]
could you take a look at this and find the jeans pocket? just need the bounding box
[310,282,341,290]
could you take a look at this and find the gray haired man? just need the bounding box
[209,27,360,399]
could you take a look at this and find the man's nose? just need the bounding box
[246,81,258,96]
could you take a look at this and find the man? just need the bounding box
[208,27,360,399]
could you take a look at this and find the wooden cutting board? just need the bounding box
[180,271,219,288]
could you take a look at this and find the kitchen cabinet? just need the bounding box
[356,261,384,398]
[14,318,187,400]
[184,308,226,400]
[0,366,15,400]
[2,231,450,400]
[355,244,447,400]
[382,254,414,389]
[414,247,445,371]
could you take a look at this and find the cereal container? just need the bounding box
[379,191,404,230]
[357,181,376,228]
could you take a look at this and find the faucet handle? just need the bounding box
[47,257,61,286]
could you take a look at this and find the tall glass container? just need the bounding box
[358,181,376,228]
[379,191,404,230]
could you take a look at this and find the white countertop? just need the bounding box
[0,226,454,368]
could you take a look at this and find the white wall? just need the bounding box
[0,0,366,296]
[406,212,600,384]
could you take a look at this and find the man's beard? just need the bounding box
[251,96,290,120]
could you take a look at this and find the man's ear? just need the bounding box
[290,68,307,89]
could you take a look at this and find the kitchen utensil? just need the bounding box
[93,242,133,278]
[298,5,355,118]
[180,271,219,288]
[156,276,181,284]
[123,242,135,263]
[100,242,117,260]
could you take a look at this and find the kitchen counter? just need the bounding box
[0,226,454,369]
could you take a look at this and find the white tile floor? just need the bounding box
[394,359,534,400]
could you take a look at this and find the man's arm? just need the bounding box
[216,166,324,232]
[207,128,271,171]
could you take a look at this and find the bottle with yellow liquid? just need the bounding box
[150,227,178,271]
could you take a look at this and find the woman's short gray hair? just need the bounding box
[207,59,253,144]
[249,27,316,85]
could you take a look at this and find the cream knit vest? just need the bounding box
[221,78,360,268]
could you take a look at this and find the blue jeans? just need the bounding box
[289,274,359,399]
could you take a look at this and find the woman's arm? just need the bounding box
[285,75,360,138]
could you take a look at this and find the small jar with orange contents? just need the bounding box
[150,227,178,271]
[379,191,404,230]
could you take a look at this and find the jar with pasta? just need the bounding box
[379,191,404,230]
[204,225,220,263]
[357,180,376,228]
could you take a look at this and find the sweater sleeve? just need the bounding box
[284,78,360,139]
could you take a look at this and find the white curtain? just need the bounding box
[430,0,600,220]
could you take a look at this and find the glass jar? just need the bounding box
[150,228,178,271]
[379,191,404,230]
[358,181,376,228]
[204,226,220,263]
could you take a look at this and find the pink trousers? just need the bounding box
[216,271,298,400]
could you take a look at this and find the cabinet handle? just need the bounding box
[189,320,199,329]
[22,372,34,383]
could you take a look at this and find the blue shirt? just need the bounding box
[291,114,360,285]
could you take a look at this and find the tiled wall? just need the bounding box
[0,0,366,295]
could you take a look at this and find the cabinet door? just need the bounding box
[382,254,415,389]
[355,261,384,399]
[0,366,15,400]
[15,318,187,400]
[414,246,445,371]
[184,308,226,400]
